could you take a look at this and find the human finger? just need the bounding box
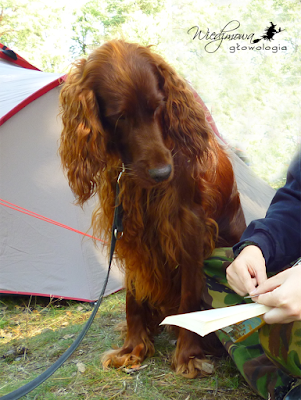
[254,265,267,286]
[250,273,281,297]
[226,266,256,296]
[255,289,279,306]
[262,305,295,324]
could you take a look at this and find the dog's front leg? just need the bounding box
[171,237,214,378]
[102,289,156,369]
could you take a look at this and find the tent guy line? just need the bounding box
[0,198,106,244]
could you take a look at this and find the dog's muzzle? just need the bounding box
[148,164,172,183]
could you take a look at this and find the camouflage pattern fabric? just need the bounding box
[202,248,301,400]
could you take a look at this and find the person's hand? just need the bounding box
[251,264,301,324]
[226,245,267,296]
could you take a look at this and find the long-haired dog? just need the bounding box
[59,39,246,378]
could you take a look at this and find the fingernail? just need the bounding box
[249,289,257,295]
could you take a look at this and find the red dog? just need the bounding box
[59,40,246,378]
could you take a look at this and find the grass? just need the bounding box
[0,291,262,399]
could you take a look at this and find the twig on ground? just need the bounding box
[107,381,127,399]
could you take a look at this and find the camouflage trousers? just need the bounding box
[202,248,301,400]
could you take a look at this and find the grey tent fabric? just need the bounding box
[0,58,63,120]
[0,73,123,301]
[232,152,275,224]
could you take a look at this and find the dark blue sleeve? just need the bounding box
[233,151,301,272]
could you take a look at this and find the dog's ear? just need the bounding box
[59,59,106,205]
[155,60,211,162]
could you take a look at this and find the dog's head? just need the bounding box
[59,40,211,203]
[92,41,174,187]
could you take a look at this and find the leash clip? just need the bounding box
[114,229,124,240]
[117,163,125,183]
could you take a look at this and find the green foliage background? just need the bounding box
[1,0,300,187]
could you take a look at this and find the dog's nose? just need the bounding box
[148,164,172,182]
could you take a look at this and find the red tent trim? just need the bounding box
[0,75,66,126]
[0,43,66,126]
[0,289,100,303]
[0,43,40,71]
[192,90,226,144]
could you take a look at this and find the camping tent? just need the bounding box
[0,45,123,301]
[0,44,276,302]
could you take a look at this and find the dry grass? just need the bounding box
[0,291,261,399]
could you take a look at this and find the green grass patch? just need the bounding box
[0,291,261,399]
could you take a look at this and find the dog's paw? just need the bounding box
[171,331,215,378]
[173,357,214,378]
[102,341,155,370]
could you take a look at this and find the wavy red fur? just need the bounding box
[59,39,246,378]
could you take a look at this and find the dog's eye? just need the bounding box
[111,114,126,122]
[106,114,126,125]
